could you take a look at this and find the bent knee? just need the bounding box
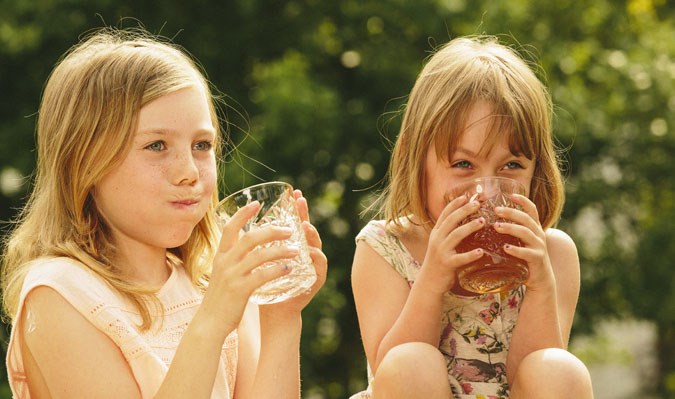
[513,348,593,397]
[373,342,450,398]
[378,342,446,376]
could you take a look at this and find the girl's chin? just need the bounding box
[164,229,200,248]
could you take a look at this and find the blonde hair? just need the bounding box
[1,28,223,329]
[377,36,564,230]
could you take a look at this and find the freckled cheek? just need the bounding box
[520,179,533,198]
[424,187,446,222]
[429,201,445,222]
[198,162,217,194]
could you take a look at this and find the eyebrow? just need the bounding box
[136,127,217,137]
[452,147,478,157]
[451,146,528,159]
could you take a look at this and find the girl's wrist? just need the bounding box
[190,305,236,344]
[524,269,557,293]
[258,306,303,329]
[258,311,303,346]
[197,291,246,337]
[414,269,454,298]
[409,278,447,309]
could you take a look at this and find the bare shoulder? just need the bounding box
[20,286,77,398]
[22,285,121,364]
[23,285,85,331]
[351,220,412,303]
[545,228,582,343]
[545,227,576,247]
[545,228,581,296]
[22,286,140,398]
[352,221,415,280]
[21,286,91,373]
[352,236,402,290]
[546,228,580,268]
[351,223,412,369]
[352,220,388,270]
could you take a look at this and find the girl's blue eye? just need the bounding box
[505,161,523,170]
[193,141,213,151]
[146,141,165,151]
[452,160,472,168]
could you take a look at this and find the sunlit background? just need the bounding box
[1,1,673,398]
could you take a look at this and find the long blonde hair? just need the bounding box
[1,28,223,330]
[377,36,564,230]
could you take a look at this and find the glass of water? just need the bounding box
[217,181,317,304]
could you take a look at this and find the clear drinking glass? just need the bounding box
[217,182,317,304]
[454,177,529,294]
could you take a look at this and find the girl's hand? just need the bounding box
[493,194,556,291]
[417,195,487,295]
[258,189,327,319]
[206,201,300,331]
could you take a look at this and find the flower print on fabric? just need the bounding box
[355,220,526,399]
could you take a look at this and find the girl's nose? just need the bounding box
[172,150,199,185]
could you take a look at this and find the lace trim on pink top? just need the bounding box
[6,257,237,399]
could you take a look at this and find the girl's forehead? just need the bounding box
[433,113,525,159]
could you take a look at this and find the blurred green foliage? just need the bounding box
[0,0,673,397]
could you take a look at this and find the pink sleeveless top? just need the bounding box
[6,257,238,398]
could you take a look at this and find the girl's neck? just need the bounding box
[122,258,172,288]
[112,244,172,288]
[397,217,430,265]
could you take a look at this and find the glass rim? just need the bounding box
[451,176,527,199]
[469,176,523,183]
[464,176,525,190]
[221,181,292,202]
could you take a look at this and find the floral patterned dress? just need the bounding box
[351,220,524,399]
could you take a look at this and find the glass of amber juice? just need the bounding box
[454,177,528,294]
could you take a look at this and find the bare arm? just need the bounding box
[352,241,443,372]
[235,191,327,398]
[352,242,452,372]
[505,229,580,382]
[21,286,144,398]
[157,202,301,398]
[236,310,303,398]
[21,202,300,398]
[352,197,485,372]
[167,195,325,399]
[21,284,263,399]
[494,194,581,383]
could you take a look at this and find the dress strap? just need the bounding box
[356,220,418,282]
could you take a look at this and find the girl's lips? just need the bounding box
[170,198,200,208]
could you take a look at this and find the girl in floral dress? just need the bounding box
[350,36,594,399]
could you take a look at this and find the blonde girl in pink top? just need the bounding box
[1,27,327,398]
